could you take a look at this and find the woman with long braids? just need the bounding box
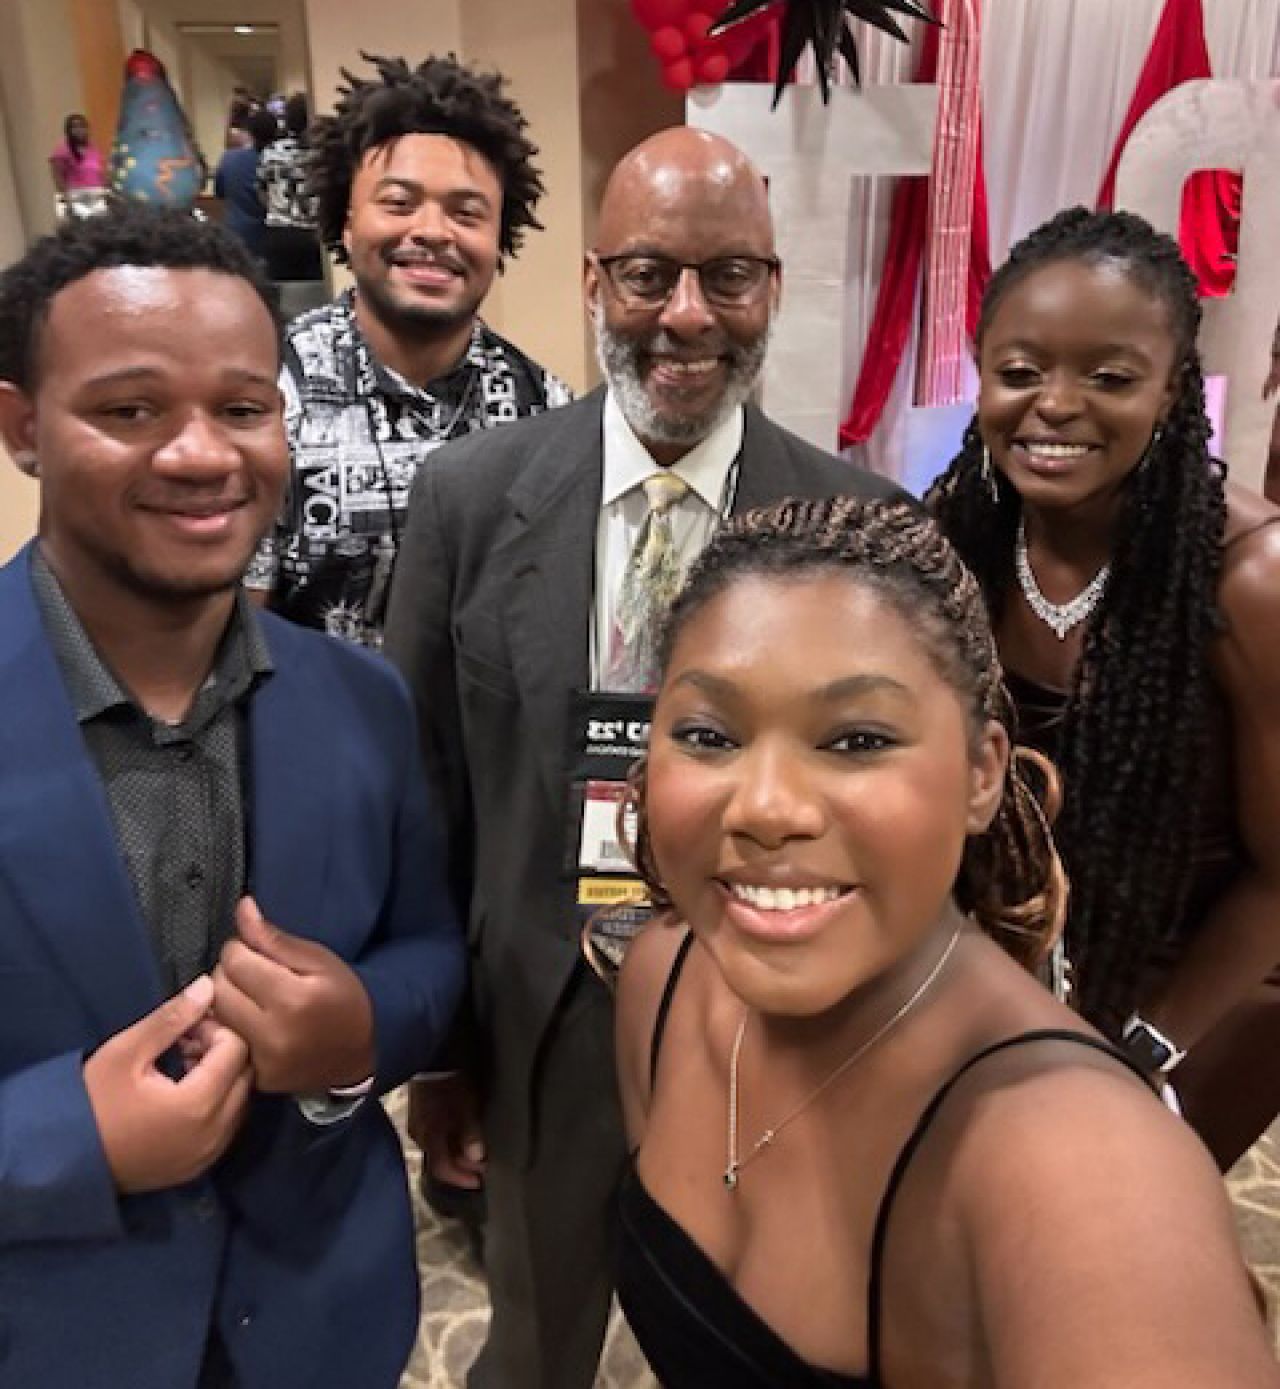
[928,207,1280,1172]
[612,496,1275,1388]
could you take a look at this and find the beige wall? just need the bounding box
[277,17,310,98]
[304,0,462,112]
[143,11,185,99]
[0,98,27,267]
[116,0,147,53]
[0,0,84,243]
[186,42,242,174]
[463,0,588,387]
[0,449,39,564]
[0,1,69,559]
[70,0,127,173]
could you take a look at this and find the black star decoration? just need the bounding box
[710,0,939,105]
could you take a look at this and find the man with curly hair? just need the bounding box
[246,53,570,648]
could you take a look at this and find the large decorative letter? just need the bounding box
[1116,80,1280,493]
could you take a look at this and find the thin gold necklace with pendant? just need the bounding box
[723,921,964,1191]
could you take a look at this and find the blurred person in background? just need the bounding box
[257,92,324,283]
[215,106,279,258]
[49,113,106,195]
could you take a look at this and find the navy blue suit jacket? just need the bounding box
[0,545,464,1388]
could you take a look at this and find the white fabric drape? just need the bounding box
[832,0,1280,478]
[982,0,1280,262]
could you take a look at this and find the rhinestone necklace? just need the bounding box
[723,922,963,1191]
[1014,519,1111,641]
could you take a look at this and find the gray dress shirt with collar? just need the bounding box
[31,550,273,994]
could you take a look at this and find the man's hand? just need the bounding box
[212,896,375,1094]
[407,1073,486,1190]
[83,974,253,1194]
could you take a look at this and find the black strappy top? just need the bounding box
[617,932,1152,1388]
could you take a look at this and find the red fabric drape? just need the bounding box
[1096,0,1240,298]
[916,0,985,407]
[839,20,992,447]
[968,121,991,335]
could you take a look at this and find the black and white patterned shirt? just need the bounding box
[246,289,571,648]
[255,135,316,230]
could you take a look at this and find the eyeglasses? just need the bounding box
[592,253,780,310]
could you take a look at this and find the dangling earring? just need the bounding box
[979,443,1000,504]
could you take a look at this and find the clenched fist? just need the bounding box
[212,896,375,1094]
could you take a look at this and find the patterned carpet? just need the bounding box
[391,1094,1280,1387]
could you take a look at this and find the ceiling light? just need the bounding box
[234,25,254,35]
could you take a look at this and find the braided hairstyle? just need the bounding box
[927,207,1226,1031]
[310,52,544,265]
[624,495,1067,970]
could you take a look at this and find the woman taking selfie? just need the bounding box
[614,496,1275,1388]
[929,208,1280,1171]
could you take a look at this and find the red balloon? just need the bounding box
[695,52,731,85]
[719,30,756,67]
[651,25,688,61]
[662,57,696,91]
[632,0,690,29]
[684,11,714,43]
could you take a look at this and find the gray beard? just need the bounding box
[594,315,771,448]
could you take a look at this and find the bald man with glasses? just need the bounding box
[383,128,903,1389]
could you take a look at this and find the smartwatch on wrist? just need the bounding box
[1121,1014,1187,1075]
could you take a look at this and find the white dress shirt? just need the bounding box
[592,393,744,689]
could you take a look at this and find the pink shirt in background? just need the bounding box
[50,140,105,190]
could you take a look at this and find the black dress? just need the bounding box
[618,933,1149,1388]
[1003,514,1280,1170]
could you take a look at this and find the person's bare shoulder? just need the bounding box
[1214,491,1280,880]
[951,1054,1278,1388]
[1219,486,1280,652]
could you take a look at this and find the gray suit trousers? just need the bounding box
[468,966,627,1389]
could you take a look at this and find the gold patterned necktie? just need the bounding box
[607,471,690,692]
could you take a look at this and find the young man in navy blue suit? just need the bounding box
[0,206,463,1388]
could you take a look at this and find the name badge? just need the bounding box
[566,691,656,982]
[578,781,635,873]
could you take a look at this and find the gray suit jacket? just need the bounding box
[384,387,903,1160]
